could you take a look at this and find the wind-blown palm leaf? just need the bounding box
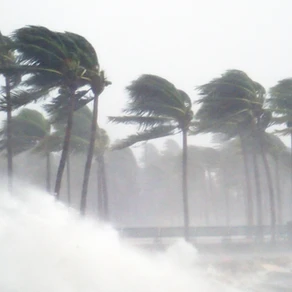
[11,26,101,98]
[111,125,177,150]
[0,32,19,84]
[195,69,263,137]
[32,132,62,154]
[44,88,93,122]
[197,70,260,100]
[33,132,90,154]
[125,75,189,119]
[268,78,292,126]
[110,74,193,150]
[9,86,53,110]
[62,32,99,71]
[108,115,174,130]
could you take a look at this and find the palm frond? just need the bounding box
[44,88,93,122]
[108,115,173,130]
[111,125,177,150]
[195,69,264,137]
[268,79,292,129]
[9,85,53,110]
[125,74,190,119]
[32,132,63,154]
[12,26,101,92]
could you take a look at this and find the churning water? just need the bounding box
[0,185,248,292]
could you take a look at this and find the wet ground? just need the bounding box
[127,238,292,291]
[200,253,292,291]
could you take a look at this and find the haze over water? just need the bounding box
[0,184,248,292]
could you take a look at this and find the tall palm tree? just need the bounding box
[195,70,261,229]
[0,106,98,197]
[109,74,194,240]
[11,26,102,198]
[0,32,20,193]
[47,105,99,202]
[196,70,276,239]
[264,133,288,225]
[80,71,110,216]
[95,128,110,220]
[269,79,292,214]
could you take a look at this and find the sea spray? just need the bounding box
[0,185,241,292]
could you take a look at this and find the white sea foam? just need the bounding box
[0,185,243,292]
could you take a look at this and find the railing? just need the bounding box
[118,225,289,239]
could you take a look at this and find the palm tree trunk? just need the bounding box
[290,132,292,219]
[80,95,98,215]
[46,150,51,194]
[252,147,263,240]
[100,154,109,220]
[240,135,254,231]
[258,135,276,242]
[182,129,190,241]
[275,157,282,225]
[97,154,103,219]
[203,173,210,226]
[206,170,216,225]
[66,153,71,205]
[5,77,13,194]
[222,168,230,226]
[54,94,75,199]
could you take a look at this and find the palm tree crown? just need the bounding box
[109,74,193,149]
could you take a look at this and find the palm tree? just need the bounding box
[196,70,276,239]
[195,70,261,229]
[80,71,110,216]
[95,129,110,220]
[269,79,292,214]
[218,142,241,226]
[264,133,288,226]
[0,108,53,192]
[11,26,103,198]
[48,105,100,203]
[109,74,194,240]
[0,32,20,193]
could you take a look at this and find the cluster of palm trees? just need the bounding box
[1,25,292,241]
[109,70,292,242]
[0,26,110,217]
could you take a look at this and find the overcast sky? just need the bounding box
[1,0,292,148]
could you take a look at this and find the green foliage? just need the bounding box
[109,74,193,149]
[110,125,177,150]
[0,106,108,156]
[0,108,50,155]
[12,26,99,87]
[268,79,292,135]
[195,69,265,138]
[7,26,109,114]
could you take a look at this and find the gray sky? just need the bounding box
[1,0,292,148]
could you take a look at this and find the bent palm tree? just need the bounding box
[11,26,104,198]
[109,74,193,240]
[80,71,110,215]
[269,79,292,214]
[0,32,20,192]
[196,70,276,240]
[95,128,110,220]
[195,70,260,229]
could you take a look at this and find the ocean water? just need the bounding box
[0,185,253,292]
